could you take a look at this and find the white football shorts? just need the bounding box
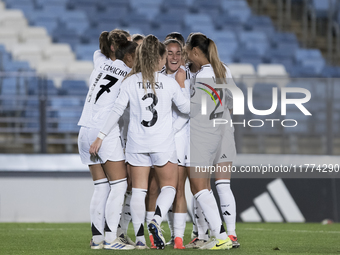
[213,129,237,164]
[175,131,189,167]
[78,126,125,165]
[126,150,177,167]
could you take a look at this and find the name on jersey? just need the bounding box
[100,64,127,77]
[138,82,164,89]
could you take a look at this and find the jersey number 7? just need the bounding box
[95,75,119,103]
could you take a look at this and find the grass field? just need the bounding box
[1,222,339,254]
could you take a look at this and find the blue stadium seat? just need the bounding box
[28,11,59,34]
[121,13,151,34]
[222,0,251,22]
[321,65,340,78]
[1,78,17,95]
[75,44,98,61]
[154,13,184,27]
[4,0,34,8]
[51,25,81,49]
[184,14,214,29]
[245,15,275,36]
[3,61,32,72]
[90,10,126,27]
[270,32,299,48]
[59,11,89,36]
[36,0,68,8]
[49,97,82,108]
[309,0,337,19]
[60,80,88,96]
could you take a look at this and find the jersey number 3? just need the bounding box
[95,75,118,103]
[141,93,158,127]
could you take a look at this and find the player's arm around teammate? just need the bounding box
[90,35,190,250]
[77,30,137,250]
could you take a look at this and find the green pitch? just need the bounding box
[0,222,339,254]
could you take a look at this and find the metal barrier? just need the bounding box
[0,72,339,154]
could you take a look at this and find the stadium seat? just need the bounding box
[0,28,19,49]
[0,9,28,28]
[308,0,337,19]
[66,61,93,84]
[35,61,67,88]
[36,0,68,8]
[227,63,256,78]
[2,60,32,72]
[60,80,88,96]
[59,10,89,36]
[42,44,75,63]
[257,64,288,76]
[184,14,213,29]
[11,44,43,68]
[222,1,251,23]
[19,27,51,46]
[74,44,98,61]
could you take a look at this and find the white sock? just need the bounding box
[167,205,174,238]
[215,180,236,237]
[90,178,110,243]
[131,188,147,243]
[145,211,154,236]
[196,198,209,241]
[118,190,132,236]
[195,189,227,240]
[192,197,198,234]
[174,213,187,239]
[153,186,176,225]
[104,178,127,243]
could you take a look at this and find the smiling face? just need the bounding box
[166,42,182,74]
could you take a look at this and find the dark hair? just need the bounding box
[113,28,131,39]
[165,32,185,46]
[164,39,182,50]
[186,33,226,82]
[159,42,166,58]
[132,34,145,43]
[98,29,131,59]
[113,33,138,60]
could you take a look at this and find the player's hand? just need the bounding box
[175,68,186,88]
[89,137,103,156]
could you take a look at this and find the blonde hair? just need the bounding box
[126,35,165,94]
[186,33,226,83]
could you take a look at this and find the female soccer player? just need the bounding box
[78,30,137,250]
[161,39,189,249]
[89,35,190,250]
[184,32,234,250]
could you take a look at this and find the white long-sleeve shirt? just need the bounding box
[78,51,131,138]
[100,72,190,153]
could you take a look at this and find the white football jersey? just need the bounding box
[78,51,131,137]
[190,63,234,132]
[161,66,189,137]
[105,72,190,153]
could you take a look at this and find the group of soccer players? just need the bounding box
[77,28,239,250]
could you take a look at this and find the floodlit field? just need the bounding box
[0,222,339,254]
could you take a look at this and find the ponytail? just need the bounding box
[99,29,131,60]
[207,39,226,84]
[186,33,226,83]
[99,31,111,59]
[112,33,138,60]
